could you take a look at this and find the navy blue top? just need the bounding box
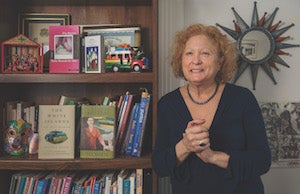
[152,83,271,194]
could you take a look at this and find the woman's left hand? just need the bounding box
[195,147,214,163]
[196,147,230,169]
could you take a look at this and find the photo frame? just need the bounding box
[260,102,300,168]
[18,13,71,53]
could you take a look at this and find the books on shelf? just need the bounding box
[5,100,35,125]
[79,104,116,159]
[38,105,75,159]
[113,89,151,157]
[9,168,148,194]
[49,25,80,73]
[115,92,135,155]
[84,35,105,73]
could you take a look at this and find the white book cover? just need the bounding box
[38,105,75,159]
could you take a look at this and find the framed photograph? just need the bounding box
[260,102,300,168]
[82,25,141,48]
[18,13,70,53]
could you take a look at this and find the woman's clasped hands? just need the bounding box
[182,119,215,163]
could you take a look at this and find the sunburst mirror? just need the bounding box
[216,1,300,90]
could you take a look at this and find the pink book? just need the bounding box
[49,25,80,73]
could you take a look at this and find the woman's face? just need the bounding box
[182,34,223,86]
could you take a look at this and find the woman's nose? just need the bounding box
[192,53,202,64]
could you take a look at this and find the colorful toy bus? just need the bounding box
[105,46,149,72]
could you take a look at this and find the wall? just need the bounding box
[158,0,300,194]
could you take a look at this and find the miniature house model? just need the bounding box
[1,34,43,73]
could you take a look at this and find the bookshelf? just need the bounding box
[0,0,158,193]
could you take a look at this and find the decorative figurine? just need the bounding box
[1,34,43,73]
[105,44,150,72]
[3,119,32,156]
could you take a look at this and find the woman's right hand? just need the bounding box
[182,119,210,153]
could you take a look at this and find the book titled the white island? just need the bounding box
[38,105,75,159]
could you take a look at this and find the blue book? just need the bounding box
[17,175,26,194]
[93,180,100,194]
[35,179,46,194]
[85,185,90,194]
[131,92,150,157]
[123,179,131,194]
[125,103,140,155]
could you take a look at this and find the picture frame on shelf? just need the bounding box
[81,25,141,48]
[18,13,71,72]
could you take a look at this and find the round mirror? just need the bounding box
[216,1,299,90]
[238,28,275,64]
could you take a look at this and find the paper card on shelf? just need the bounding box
[84,35,105,73]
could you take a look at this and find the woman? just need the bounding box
[152,24,271,194]
[80,117,109,150]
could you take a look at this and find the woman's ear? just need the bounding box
[219,56,225,68]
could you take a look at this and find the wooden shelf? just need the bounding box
[0,0,158,192]
[19,0,152,6]
[0,155,152,170]
[0,72,155,83]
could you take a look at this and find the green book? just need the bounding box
[79,105,116,159]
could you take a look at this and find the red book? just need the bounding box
[49,25,80,73]
[115,93,134,154]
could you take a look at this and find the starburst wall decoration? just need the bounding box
[216,1,299,90]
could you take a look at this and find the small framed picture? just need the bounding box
[18,13,70,53]
[54,35,74,59]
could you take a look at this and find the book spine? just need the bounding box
[93,180,100,194]
[135,169,143,194]
[116,94,133,154]
[135,94,150,157]
[125,103,140,155]
[16,102,22,120]
[131,92,150,156]
[23,176,31,194]
[122,179,130,194]
[61,177,72,194]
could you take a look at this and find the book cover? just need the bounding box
[38,105,75,159]
[84,35,105,73]
[49,25,80,73]
[79,105,116,159]
[131,91,151,157]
